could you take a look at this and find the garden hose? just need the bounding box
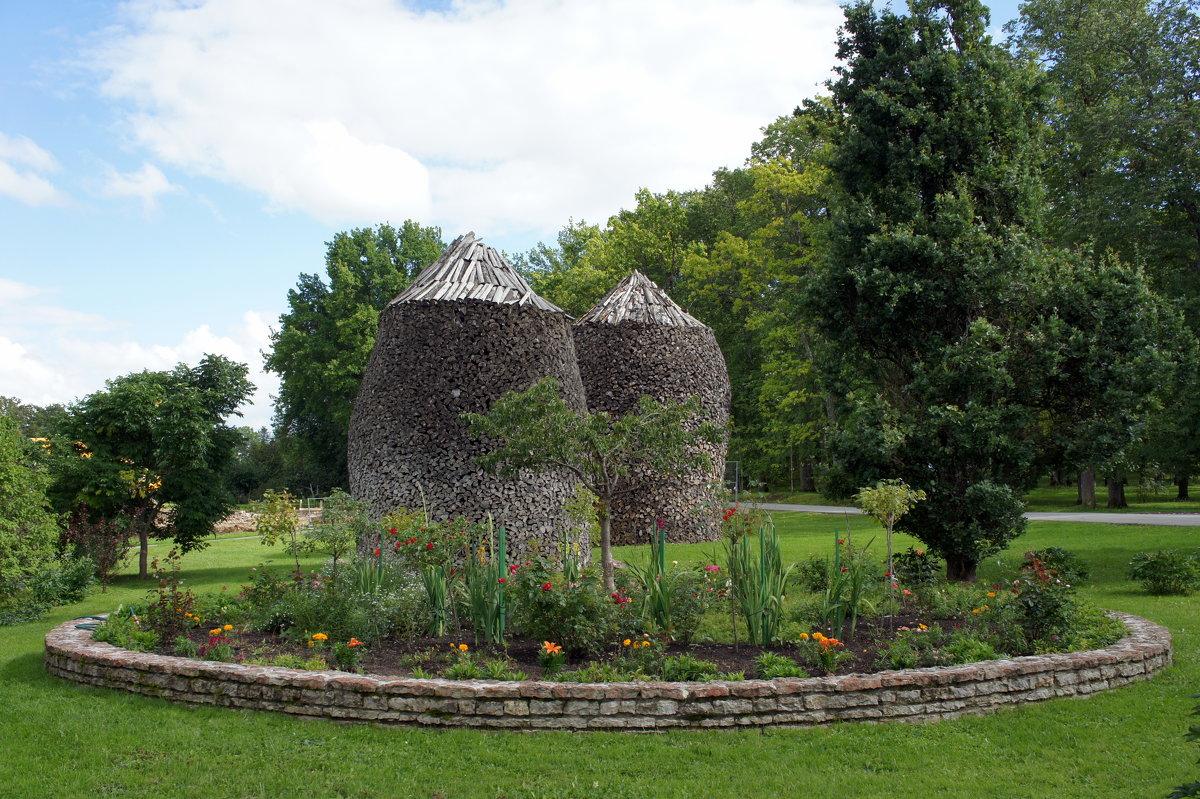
[73,614,108,631]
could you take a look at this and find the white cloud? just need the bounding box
[100,162,181,212]
[91,0,841,235]
[0,279,279,427]
[0,132,68,207]
[0,278,112,333]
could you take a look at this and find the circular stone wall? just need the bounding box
[45,612,1170,730]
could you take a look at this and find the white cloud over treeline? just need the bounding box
[91,0,841,236]
[0,278,278,428]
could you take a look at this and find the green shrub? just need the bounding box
[508,560,626,657]
[1024,546,1089,585]
[1129,550,1200,595]
[944,631,997,664]
[555,662,629,683]
[1036,603,1125,653]
[1011,557,1076,644]
[892,546,941,586]
[794,555,828,593]
[172,635,199,658]
[754,651,808,679]
[93,607,158,652]
[656,653,720,681]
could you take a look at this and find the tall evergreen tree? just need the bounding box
[808,0,1051,580]
[810,0,1184,577]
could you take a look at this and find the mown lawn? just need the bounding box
[754,481,1200,514]
[1,514,1196,798]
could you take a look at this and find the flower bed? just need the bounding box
[44,611,1170,730]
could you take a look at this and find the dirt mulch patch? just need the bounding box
[172,612,968,680]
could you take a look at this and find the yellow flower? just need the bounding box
[986,591,996,598]
[458,643,469,652]
[918,623,928,630]
[223,624,233,631]
[972,608,980,614]
[312,633,328,641]
[623,639,632,646]
[799,633,810,640]
[209,628,221,635]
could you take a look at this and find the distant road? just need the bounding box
[756,503,1200,527]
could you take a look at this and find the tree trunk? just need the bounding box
[798,459,816,492]
[138,529,149,579]
[1176,476,1190,501]
[598,501,615,592]
[1049,469,1069,486]
[945,555,978,582]
[1107,477,1128,509]
[1077,468,1096,509]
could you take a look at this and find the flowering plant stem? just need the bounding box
[726,517,792,645]
[630,523,674,637]
[464,516,507,645]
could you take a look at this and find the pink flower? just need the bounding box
[704,565,720,573]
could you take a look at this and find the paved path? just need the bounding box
[756,503,1200,527]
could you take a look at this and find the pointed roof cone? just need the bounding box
[575,270,707,328]
[392,231,564,312]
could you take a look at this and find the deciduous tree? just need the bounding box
[265,222,444,489]
[464,377,723,591]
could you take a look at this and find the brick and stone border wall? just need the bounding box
[44,612,1171,730]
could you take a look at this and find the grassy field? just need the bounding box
[753,482,1200,514]
[2,514,1197,798]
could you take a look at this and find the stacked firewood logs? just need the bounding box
[572,271,730,545]
[347,233,589,563]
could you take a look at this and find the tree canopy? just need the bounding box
[464,377,723,590]
[50,355,254,576]
[264,221,445,493]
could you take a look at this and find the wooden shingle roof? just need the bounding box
[392,232,564,312]
[575,271,707,328]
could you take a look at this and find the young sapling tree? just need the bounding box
[464,377,724,591]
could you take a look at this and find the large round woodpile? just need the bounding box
[348,232,589,563]
[572,271,730,545]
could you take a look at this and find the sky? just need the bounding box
[0,0,1023,429]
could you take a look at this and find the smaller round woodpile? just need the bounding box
[572,271,730,545]
[348,232,589,563]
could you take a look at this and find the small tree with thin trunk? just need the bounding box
[464,377,724,591]
[855,479,926,616]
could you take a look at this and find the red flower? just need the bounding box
[373,548,381,557]
[426,542,434,550]
[541,582,553,591]
[509,564,519,574]
[389,527,397,536]
[498,577,506,584]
